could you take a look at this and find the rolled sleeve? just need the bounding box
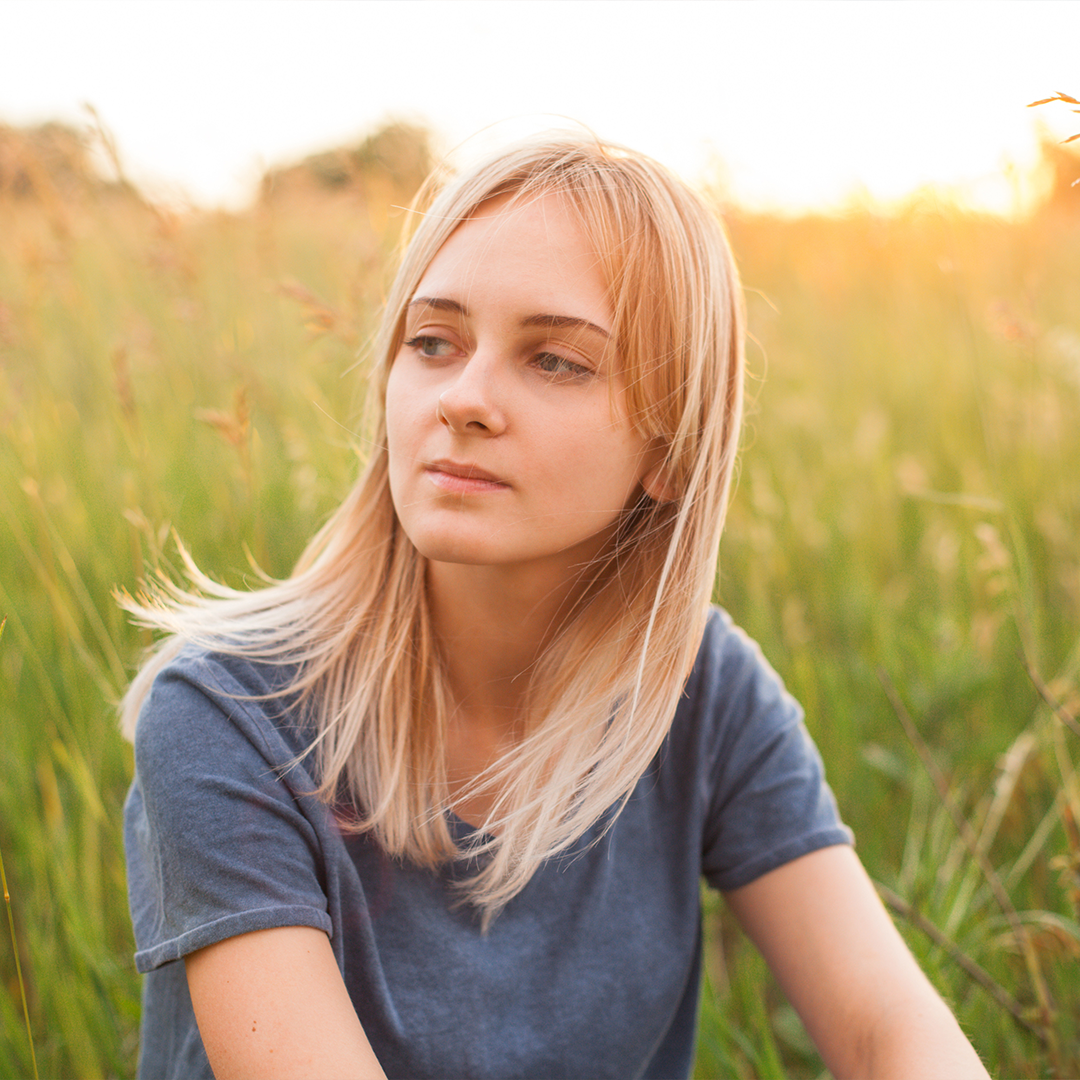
[124,652,333,973]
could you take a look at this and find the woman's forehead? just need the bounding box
[409,192,614,330]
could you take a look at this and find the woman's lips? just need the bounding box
[424,460,509,494]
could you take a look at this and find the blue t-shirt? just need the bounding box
[124,607,852,1080]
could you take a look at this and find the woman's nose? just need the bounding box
[436,354,507,435]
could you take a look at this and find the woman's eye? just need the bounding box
[533,352,591,379]
[404,335,456,359]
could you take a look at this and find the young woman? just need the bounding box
[122,135,987,1080]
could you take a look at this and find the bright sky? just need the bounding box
[3,0,1078,213]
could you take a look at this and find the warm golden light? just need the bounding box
[2,0,1078,215]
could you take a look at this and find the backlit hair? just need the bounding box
[121,135,744,921]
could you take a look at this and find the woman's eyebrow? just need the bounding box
[520,313,610,339]
[407,296,467,316]
[407,298,609,340]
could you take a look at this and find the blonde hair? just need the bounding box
[121,135,744,920]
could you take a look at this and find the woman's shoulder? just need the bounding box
[134,640,309,769]
[691,606,789,698]
[673,605,804,753]
[125,641,335,979]
[159,639,300,695]
[665,607,852,890]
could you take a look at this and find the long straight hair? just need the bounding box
[121,135,745,920]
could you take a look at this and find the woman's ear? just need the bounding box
[641,461,677,503]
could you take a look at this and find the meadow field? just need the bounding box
[1,125,1078,1078]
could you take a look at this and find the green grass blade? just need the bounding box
[0,616,40,1080]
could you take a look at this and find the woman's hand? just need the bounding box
[185,925,388,1080]
[725,845,990,1079]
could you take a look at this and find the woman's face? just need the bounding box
[385,193,658,581]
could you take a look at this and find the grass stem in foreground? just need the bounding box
[0,617,40,1080]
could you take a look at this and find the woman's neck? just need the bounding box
[427,559,592,828]
[426,559,582,724]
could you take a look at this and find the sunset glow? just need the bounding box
[3,0,1078,215]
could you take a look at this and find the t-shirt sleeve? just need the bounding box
[124,650,333,973]
[690,611,853,892]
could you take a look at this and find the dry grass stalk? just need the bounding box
[877,668,1060,1062]
[874,880,1044,1042]
[1027,92,1080,178]
[277,277,359,344]
[1022,653,1080,741]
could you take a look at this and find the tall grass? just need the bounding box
[692,200,1080,1078]
[1,136,1077,1078]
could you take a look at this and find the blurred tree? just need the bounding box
[0,120,141,204]
[259,120,434,209]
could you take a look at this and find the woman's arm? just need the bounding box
[185,925,388,1080]
[724,844,989,1080]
